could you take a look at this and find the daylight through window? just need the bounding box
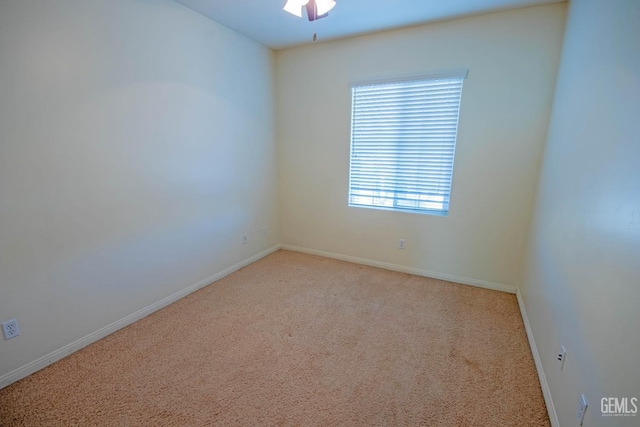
[348,70,467,215]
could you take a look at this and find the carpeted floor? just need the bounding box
[0,250,550,426]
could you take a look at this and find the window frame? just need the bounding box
[348,69,467,217]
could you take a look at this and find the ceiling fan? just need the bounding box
[283,0,336,21]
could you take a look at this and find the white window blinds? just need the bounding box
[348,70,466,216]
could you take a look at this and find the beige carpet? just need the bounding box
[0,250,550,426]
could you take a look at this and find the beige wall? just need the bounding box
[0,0,279,377]
[521,0,640,425]
[276,4,567,287]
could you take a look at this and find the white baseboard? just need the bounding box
[280,245,517,294]
[0,244,281,390]
[516,289,559,427]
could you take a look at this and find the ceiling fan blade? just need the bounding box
[315,0,336,15]
[283,0,309,18]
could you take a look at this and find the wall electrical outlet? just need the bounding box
[577,394,588,426]
[242,235,248,244]
[2,319,20,340]
[398,239,406,249]
[558,345,566,370]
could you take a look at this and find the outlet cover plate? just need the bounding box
[558,345,566,370]
[578,394,588,426]
[2,319,20,340]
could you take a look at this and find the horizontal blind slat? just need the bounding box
[349,74,464,215]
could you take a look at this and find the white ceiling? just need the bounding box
[175,0,563,50]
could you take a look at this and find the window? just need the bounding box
[348,70,467,216]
